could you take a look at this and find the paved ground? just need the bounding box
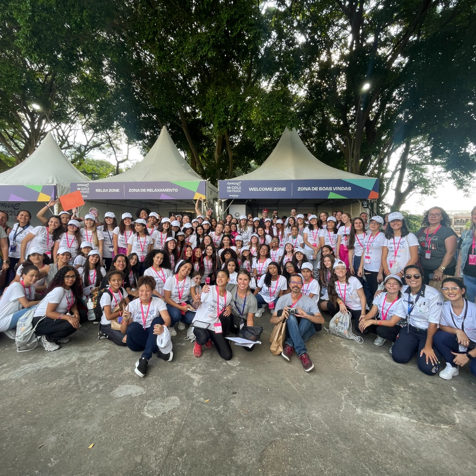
[1,312,475,476]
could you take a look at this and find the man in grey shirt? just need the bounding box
[271,273,324,372]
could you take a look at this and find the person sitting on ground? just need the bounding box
[0,265,40,340]
[120,275,173,377]
[433,277,476,380]
[270,273,324,372]
[32,266,82,352]
[318,254,336,311]
[98,270,130,346]
[77,250,106,298]
[143,250,173,298]
[391,264,443,375]
[192,269,233,360]
[254,262,287,317]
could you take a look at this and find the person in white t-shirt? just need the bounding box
[328,259,367,335]
[0,265,40,340]
[120,276,173,378]
[77,250,106,297]
[381,212,419,279]
[81,214,104,257]
[20,215,62,263]
[113,213,134,256]
[33,266,82,352]
[319,216,338,252]
[336,212,352,267]
[98,211,117,270]
[192,269,233,360]
[300,262,320,304]
[127,219,154,265]
[143,250,173,298]
[254,262,288,317]
[303,215,321,271]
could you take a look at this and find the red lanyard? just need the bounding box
[124,230,132,244]
[268,278,280,299]
[65,291,74,311]
[140,301,152,328]
[425,225,441,249]
[366,233,379,253]
[175,275,186,301]
[303,280,312,295]
[290,293,302,308]
[217,287,227,317]
[20,280,33,300]
[337,281,347,303]
[392,236,402,261]
[473,234,476,254]
[381,294,399,321]
[152,267,166,283]
[65,233,75,249]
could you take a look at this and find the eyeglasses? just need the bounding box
[428,213,442,217]
[290,281,303,285]
[64,275,77,279]
[441,287,461,292]
[404,274,421,279]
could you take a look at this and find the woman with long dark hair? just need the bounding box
[20,215,62,263]
[254,261,287,317]
[99,212,118,270]
[127,219,153,270]
[78,250,107,297]
[33,266,83,351]
[348,217,366,280]
[7,209,33,284]
[143,249,173,298]
[53,219,82,261]
[113,213,134,256]
[319,216,338,253]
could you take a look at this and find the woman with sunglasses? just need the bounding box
[32,266,82,352]
[433,277,476,380]
[391,265,444,375]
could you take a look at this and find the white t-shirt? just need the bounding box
[352,233,366,258]
[228,271,238,284]
[337,225,352,247]
[77,267,106,296]
[269,248,282,263]
[154,231,169,250]
[193,286,232,330]
[9,224,33,259]
[100,287,126,326]
[257,275,288,303]
[80,228,104,251]
[98,226,115,258]
[440,300,476,343]
[304,227,320,249]
[144,267,173,296]
[209,232,223,247]
[383,233,419,274]
[128,298,167,329]
[34,287,75,317]
[252,257,272,277]
[163,275,193,303]
[0,282,34,332]
[301,279,320,303]
[128,234,153,262]
[319,229,338,251]
[362,232,386,272]
[334,276,363,310]
[113,227,134,250]
[401,285,443,330]
[26,226,55,257]
[184,234,197,249]
[257,235,272,246]
[58,232,81,259]
[74,255,87,268]
[286,235,304,249]
[373,292,406,325]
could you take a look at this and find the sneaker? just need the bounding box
[255,308,265,318]
[281,344,294,362]
[439,364,459,380]
[205,339,213,350]
[135,358,148,377]
[4,329,16,340]
[92,321,99,325]
[169,326,177,337]
[389,344,394,355]
[56,337,70,344]
[299,353,314,372]
[193,342,202,358]
[177,321,186,331]
[40,335,60,352]
[157,349,174,362]
[98,330,108,340]
[374,336,387,347]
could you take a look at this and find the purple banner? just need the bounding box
[0,185,56,202]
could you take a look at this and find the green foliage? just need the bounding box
[75,158,115,180]
[401,211,424,234]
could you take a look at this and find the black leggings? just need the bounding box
[193,312,232,360]
[33,316,78,343]
[376,325,401,342]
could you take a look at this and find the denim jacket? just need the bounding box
[459,228,475,273]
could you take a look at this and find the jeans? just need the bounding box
[284,313,317,356]
[6,307,32,330]
[255,293,279,309]
[126,316,165,360]
[462,274,476,304]
[363,269,379,305]
[353,256,364,286]
[166,304,195,326]
[392,325,442,375]
[99,324,126,346]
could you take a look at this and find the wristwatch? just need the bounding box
[439,266,446,271]
[466,352,474,361]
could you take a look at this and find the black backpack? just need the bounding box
[93,288,112,322]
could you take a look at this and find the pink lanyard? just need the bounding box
[20,280,32,300]
[303,280,312,295]
[381,294,398,321]
[175,275,186,301]
[65,291,74,311]
[217,288,227,317]
[204,256,212,271]
[337,281,347,303]
[65,233,75,249]
[89,270,97,285]
[140,301,152,328]
[284,254,292,264]
[153,267,166,283]
[290,294,302,308]
[268,278,280,299]
[138,235,147,255]
[342,226,350,243]
[112,290,123,307]
[259,236,265,245]
[311,229,319,243]
[257,259,267,275]
[159,232,165,248]
[355,234,364,251]
[290,236,298,247]
[425,225,441,249]
[392,236,402,261]
[244,260,251,272]
[271,249,280,261]
[213,234,221,246]
[124,230,132,245]
[472,234,476,254]
[250,247,257,256]
[85,229,92,243]
[327,230,335,247]
[366,233,379,254]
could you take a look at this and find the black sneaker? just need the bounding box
[98,330,108,340]
[156,349,174,362]
[135,358,148,377]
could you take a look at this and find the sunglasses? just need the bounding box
[404,274,421,279]
[441,287,461,292]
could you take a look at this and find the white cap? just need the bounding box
[176,232,185,237]
[296,214,304,219]
[264,218,271,222]
[327,216,337,223]
[57,247,72,256]
[149,212,159,218]
[81,242,93,249]
[84,214,95,220]
[161,218,170,224]
[202,220,210,225]
[68,219,80,227]
[384,274,402,284]
[388,212,404,222]
[59,211,71,216]
[308,214,317,220]
[88,250,100,257]
[333,259,347,269]
[276,219,283,224]
[134,219,147,225]
[27,247,44,256]
[370,215,384,225]
[241,246,250,251]
[250,233,259,239]
[293,248,304,254]
[240,215,247,220]
[235,235,243,241]
[165,237,176,243]
[197,215,204,219]
[171,220,180,227]
[122,212,133,219]
[301,262,313,271]
[253,217,259,222]
[191,219,199,223]
[183,223,193,229]
[105,212,116,219]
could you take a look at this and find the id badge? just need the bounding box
[469,254,476,266]
[389,260,397,270]
[425,250,431,259]
[108,245,114,253]
[45,251,52,258]
[9,243,16,253]
[458,344,468,352]
[140,255,145,262]
[214,322,223,334]
[269,302,275,310]
[364,255,371,265]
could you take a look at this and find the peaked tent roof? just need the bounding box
[0,132,90,195]
[97,126,205,183]
[233,128,367,181]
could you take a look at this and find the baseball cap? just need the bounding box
[333,259,347,269]
[84,214,95,220]
[105,212,116,219]
[59,211,71,216]
[370,215,384,225]
[161,218,170,224]
[27,247,44,256]
[88,250,100,257]
[80,242,93,249]
[301,262,313,271]
[68,220,80,227]
[171,220,180,227]
[327,216,337,223]
[134,219,147,226]
[149,212,159,218]
[388,212,404,222]
[122,212,132,220]
[57,247,72,255]
[384,274,402,284]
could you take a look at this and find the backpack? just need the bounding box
[93,288,112,322]
[15,305,43,352]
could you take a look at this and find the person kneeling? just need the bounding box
[270,273,324,372]
[120,276,173,378]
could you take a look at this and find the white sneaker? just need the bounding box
[255,308,265,318]
[389,344,394,355]
[4,329,16,340]
[56,337,70,344]
[374,336,387,347]
[169,327,177,337]
[439,364,459,380]
[177,322,186,331]
[40,335,60,352]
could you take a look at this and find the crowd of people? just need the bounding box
[0,201,475,381]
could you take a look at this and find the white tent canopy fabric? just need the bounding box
[0,132,90,196]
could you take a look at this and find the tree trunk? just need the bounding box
[179,109,204,175]
[215,134,224,181]
[224,129,234,178]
